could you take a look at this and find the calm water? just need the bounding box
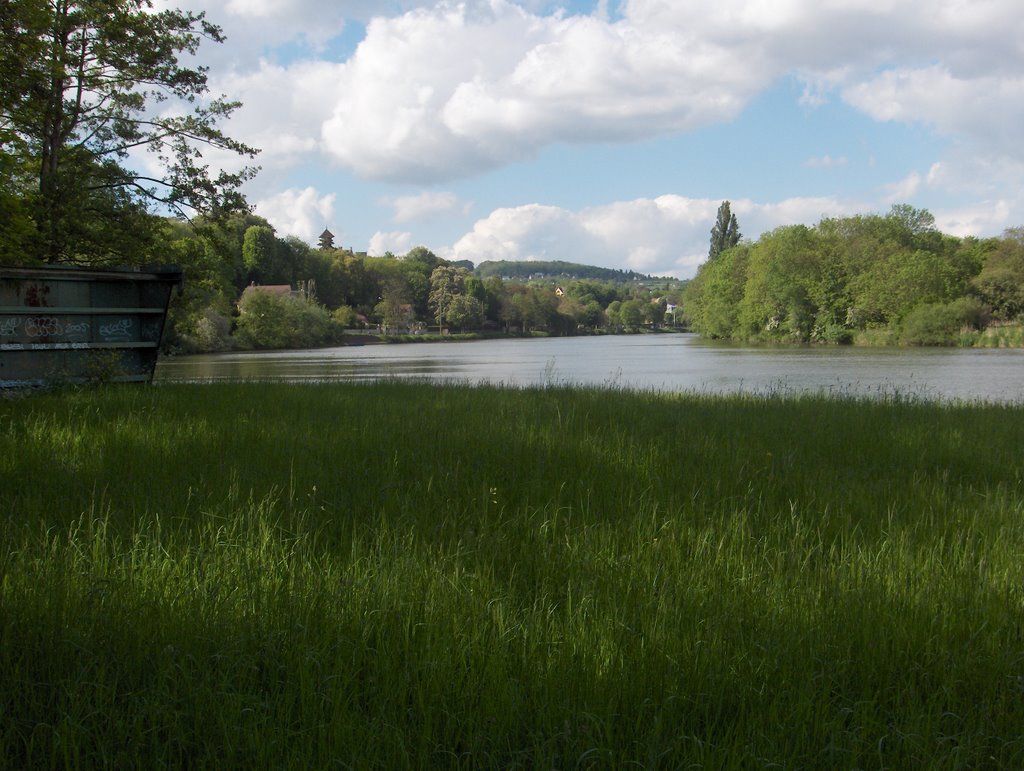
[155,334,1024,403]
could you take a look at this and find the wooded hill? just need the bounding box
[683,205,1024,346]
[475,260,656,284]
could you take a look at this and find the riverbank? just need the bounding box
[340,329,557,345]
[852,321,1024,348]
[339,327,683,346]
[275,321,1024,352]
[3,383,1023,767]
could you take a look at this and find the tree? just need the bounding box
[684,243,750,338]
[579,301,604,330]
[738,225,821,341]
[709,200,741,261]
[404,246,442,273]
[887,204,936,240]
[397,248,437,318]
[1,0,258,264]
[374,277,414,333]
[445,295,485,331]
[514,285,559,333]
[605,300,622,330]
[0,158,35,263]
[242,225,286,285]
[646,297,667,327]
[619,299,645,331]
[160,219,236,352]
[972,228,1024,321]
[429,265,467,332]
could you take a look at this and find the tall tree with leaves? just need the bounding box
[429,265,467,333]
[709,200,741,261]
[0,0,259,264]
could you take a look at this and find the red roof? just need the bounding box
[242,283,293,298]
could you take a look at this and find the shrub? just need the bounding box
[899,297,987,346]
[814,321,854,345]
[234,291,342,350]
[332,305,358,328]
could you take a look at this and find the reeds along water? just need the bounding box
[1,383,1023,768]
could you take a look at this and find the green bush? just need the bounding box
[169,305,233,353]
[814,321,854,345]
[234,290,342,350]
[899,297,986,346]
[332,305,359,328]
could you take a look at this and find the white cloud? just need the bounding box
[318,1,766,182]
[843,66,1024,153]
[882,171,922,203]
[742,196,854,228]
[926,162,947,187]
[368,231,414,255]
[253,186,336,242]
[925,152,1024,205]
[173,0,1024,192]
[451,204,580,263]
[934,200,1015,238]
[211,59,344,171]
[384,191,469,223]
[450,194,862,278]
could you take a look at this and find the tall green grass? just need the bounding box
[2,383,1023,768]
[962,323,1024,348]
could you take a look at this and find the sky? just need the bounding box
[156,0,1024,278]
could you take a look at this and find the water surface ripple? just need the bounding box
[156,334,1024,403]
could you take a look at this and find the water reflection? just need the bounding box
[156,334,1024,403]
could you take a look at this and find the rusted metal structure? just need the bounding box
[0,265,182,387]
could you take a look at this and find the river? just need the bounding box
[154,334,1024,403]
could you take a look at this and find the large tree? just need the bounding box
[242,224,289,285]
[972,228,1024,321]
[709,200,741,261]
[429,265,467,333]
[0,0,258,264]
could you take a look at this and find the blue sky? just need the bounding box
[158,0,1024,278]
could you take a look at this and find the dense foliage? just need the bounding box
[0,0,257,265]
[685,205,1024,345]
[233,290,340,350]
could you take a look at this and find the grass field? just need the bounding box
[1,382,1023,768]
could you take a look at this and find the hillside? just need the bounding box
[474,259,657,283]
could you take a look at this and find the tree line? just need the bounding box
[475,260,656,283]
[160,214,684,352]
[684,204,1024,346]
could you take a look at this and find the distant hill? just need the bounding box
[474,260,657,283]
